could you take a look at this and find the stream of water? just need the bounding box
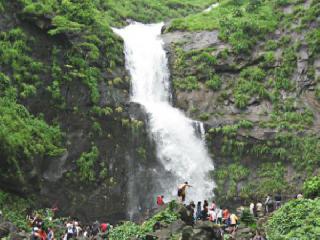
[113,22,214,206]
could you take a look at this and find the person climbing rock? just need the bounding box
[177,182,192,202]
[157,195,165,206]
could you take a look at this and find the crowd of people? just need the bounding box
[23,181,304,240]
[156,182,305,239]
[28,212,112,240]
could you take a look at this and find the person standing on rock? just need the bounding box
[256,202,263,217]
[216,207,223,225]
[157,195,165,206]
[274,194,282,209]
[229,213,238,233]
[177,182,192,203]
[196,201,202,220]
[264,195,273,214]
[222,208,230,224]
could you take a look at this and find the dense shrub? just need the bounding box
[267,199,320,240]
[303,176,320,199]
[0,97,64,177]
[76,145,99,182]
[109,201,179,240]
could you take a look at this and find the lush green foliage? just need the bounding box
[20,0,214,27]
[76,145,99,182]
[173,76,199,91]
[0,191,32,231]
[109,201,179,240]
[168,0,280,54]
[240,208,255,225]
[0,97,64,178]
[267,199,320,240]
[303,176,320,199]
[99,0,215,26]
[0,28,43,99]
[0,190,69,237]
[206,74,222,91]
[233,66,268,108]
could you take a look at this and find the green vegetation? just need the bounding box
[109,201,179,240]
[0,28,43,99]
[240,208,255,226]
[99,0,215,26]
[213,163,250,201]
[267,199,320,240]
[206,74,222,91]
[0,191,32,231]
[19,0,214,27]
[173,76,200,91]
[76,145,99,182]
[168,0,280,54]
[0,190,70,237]
[303,176,320,199]
[233,66,268,109]
[0,97,64,179]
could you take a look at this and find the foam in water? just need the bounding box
[113,22,214,204]
[203,2,219,12]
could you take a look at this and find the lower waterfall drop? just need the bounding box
[113,22,214,205]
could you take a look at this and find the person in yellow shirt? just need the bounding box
[229,213,238,233]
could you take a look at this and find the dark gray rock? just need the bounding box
[162,30,220,51]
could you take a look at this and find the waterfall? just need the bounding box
[113,22,214,205]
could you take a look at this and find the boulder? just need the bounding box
[0,222,18,238]
[177,205,194,226]
[181,221,223,240]
[9,231,30,240]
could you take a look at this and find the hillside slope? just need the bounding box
[163,0,320,204]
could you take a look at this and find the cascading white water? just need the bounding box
[113,22,214,203]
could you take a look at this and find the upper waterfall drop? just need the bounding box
[113,22,214,203]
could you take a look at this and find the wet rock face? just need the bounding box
[0,2,159,223]
[163,30,220,52]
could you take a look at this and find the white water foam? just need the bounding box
[203,2,219,12]
[113,22,214,203]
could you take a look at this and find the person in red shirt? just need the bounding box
[157,195,165,206]
[223,208,230,224]
[100,223,108,233]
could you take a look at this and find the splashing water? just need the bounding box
[113,22,214,204]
